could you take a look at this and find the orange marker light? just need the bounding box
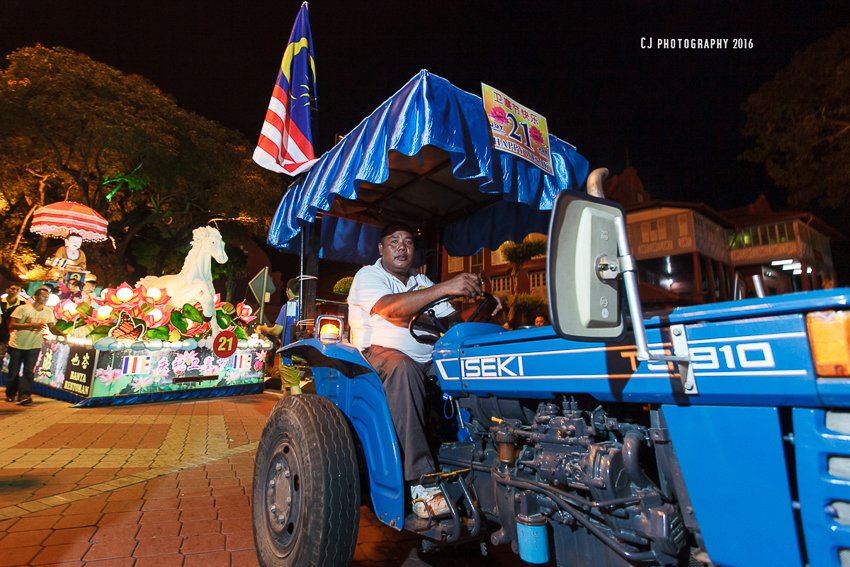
[319,323,340,342]
[807,310,850,377]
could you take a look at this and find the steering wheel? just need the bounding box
[408,292,499,345]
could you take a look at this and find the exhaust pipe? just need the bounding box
[587,168,609,198]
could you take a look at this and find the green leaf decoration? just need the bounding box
[86,324,113,341]
[88,330,109,342]
[182,303,204,324]
[170,311,188,334]
[54,320,74,333]
[216,312,233,329]
[146,326,169,340]
[233,326,248,340]
[74,303,93,318]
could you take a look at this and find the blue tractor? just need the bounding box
[251,72,850,567]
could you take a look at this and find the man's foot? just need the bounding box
[15,397,31,406]
[410,484,450,519]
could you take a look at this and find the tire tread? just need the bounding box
[253,394,360,567]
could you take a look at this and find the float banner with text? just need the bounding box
[481,83,553,175]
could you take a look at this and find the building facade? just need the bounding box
[441,167,838,315]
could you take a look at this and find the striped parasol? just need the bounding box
[30,201,109,242]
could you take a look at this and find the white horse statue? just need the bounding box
[137,226,228,336]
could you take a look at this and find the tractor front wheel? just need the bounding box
[252,394,360,567]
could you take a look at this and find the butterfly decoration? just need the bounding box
[108,311,147,342]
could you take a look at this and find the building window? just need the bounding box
[470,250,484,274]
[529,270,547,303]
[491,248,508,265]
[491,275,511,294]
[447,255,463,273]
[529,270,547,291]
[728,221,799,250]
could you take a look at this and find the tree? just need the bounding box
[741,25,850,211]
[498,235,547,325]
[0,45,280,284]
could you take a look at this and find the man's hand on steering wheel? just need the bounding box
[437,272,482,300]
[408,291,502,345]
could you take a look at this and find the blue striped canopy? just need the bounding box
[267,70,589,261]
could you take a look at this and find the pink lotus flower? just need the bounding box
[97,367,123,387]
[151,363,170,379]
[142,287,171,308]
[175,350,199,369]
[131,375,154,392]
[530,126,544,145]
[253,358,264,371]
[141,307,170,329]
[235,301,257,324]
[55,299,82,322]
[183,320,210,337]
[490,107,509,124]
[103,283,147,316]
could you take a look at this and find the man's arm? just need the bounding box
[371,272,482,324]
[9,312,41,331]
[255,323,284,337]
[47,322,65,336]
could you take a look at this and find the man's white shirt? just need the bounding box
[348,259,454,363]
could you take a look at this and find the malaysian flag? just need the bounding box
[253,2,318,176]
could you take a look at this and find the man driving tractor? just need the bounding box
[347,222,501,519]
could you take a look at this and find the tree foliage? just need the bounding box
[742,25,850,211]
[0,45,281,284]
[498,236,547,325]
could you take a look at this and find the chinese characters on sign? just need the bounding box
[481,84,553,175]
[63,346,96,396]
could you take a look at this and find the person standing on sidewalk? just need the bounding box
[0,284,25,360]
[6,289,65,405]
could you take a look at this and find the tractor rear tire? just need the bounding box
[252,394,360,567]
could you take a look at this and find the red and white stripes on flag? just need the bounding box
[253,3,318,176]
[253,85,318,175]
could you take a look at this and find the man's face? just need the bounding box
[379,230,415,274]
[69,281,80,291]
[6,285,20,298]
[65,235,82,251]
[33,290,49,306]
[535,316,546,327]
[83,282,96,293]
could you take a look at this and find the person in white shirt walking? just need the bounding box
[6,289,65,405]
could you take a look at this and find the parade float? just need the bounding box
[30,225,273,406]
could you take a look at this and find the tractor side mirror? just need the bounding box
[547,191,626,342]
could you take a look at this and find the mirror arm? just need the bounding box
[613,216,697,394]
[613,216,651,362]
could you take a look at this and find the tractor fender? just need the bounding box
[279,339,405,529]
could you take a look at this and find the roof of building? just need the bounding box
[605,167,841,240]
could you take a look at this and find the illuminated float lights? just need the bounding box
[49,333,273,352]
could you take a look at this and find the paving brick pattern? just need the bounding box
[0,394,521,566]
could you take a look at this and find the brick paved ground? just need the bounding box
[0,393,521,567]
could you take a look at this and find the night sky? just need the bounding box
[2,0,849,215]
